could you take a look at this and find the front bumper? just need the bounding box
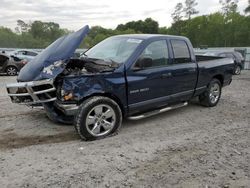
[54,102,79,116]
[6,79,57,105]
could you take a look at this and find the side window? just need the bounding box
[26,51,37,56]
[171,40,191,64]
[17,51,26,55]
[135,40,169,68]
[0,55,8,65]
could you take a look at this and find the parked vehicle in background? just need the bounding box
[0,53,26,76]
[6,25,234,140]
[204,51,245,75]
[8,50,38,62]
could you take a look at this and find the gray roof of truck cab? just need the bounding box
[112,34,189,41]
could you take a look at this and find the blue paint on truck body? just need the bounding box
[16,26,234,117]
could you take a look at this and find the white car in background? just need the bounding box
[9,50,39,62]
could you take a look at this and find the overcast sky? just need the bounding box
[0,0,248,31]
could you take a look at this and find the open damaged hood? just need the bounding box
[17,25,90,82]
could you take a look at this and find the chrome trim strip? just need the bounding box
[6,79,56,105]
[129,90,193,109]
[6,79,54,88]
[195,86,206,91]
[33,88,56,95]
[8,88,56,97]
[8,93,30,97]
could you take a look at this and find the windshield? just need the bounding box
[84,37,142,63]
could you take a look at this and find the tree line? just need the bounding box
[0,0,249,49]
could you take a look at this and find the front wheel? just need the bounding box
[199,78,222,107]
[74,96,122,140]
[6,66,18,76]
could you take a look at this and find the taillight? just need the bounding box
[21,60,28,65]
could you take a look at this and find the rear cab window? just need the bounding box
[170,40,191,64]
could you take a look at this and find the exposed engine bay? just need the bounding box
[62,58,120,76]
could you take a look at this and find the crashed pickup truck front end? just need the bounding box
[5,25,129,125]
[6,79,56,105]
[5,25,90,122]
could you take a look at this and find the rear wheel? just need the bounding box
[75,96,122,141]
[199,78,222,107]
[6,66,18,76]
[234,65,241,75]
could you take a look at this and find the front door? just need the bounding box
[126,40,173,114]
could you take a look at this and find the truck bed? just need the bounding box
[194,55,234,96]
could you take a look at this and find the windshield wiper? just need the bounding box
[80,51,88,58]
[104,58,120,68]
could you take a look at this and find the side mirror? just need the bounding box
[134,57,153,70]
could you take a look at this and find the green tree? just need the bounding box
[116,18,159,33]
[15,20,30,33]
[158,27,169,34]
[143,18,159,33]
[29,21,66,42]
[184,0,199,20]
[220,0,238,15]
[171,3,184,22]
[245,0,250,13]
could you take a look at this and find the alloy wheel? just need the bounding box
[86,104,116,137]
[209,83,220,104]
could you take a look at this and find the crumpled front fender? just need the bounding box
[61,75,107,102]
[59,72,127,115]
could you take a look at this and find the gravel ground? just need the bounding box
[0,72,249,188]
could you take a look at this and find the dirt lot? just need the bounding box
[0,72,249,188]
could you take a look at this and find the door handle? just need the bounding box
[161,72,172,78]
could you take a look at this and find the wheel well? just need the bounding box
[79,93,125,117]
[213,75,224,86]
[5,65,18,71]
[236,64,242,69]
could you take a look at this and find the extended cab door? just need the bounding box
[167,39,197,101]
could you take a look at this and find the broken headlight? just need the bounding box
[61,89,74,101]
[42,60,65,75]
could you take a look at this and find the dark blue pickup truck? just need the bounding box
[6,25,234,140]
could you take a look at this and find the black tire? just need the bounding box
[6,66,18,76]
[199,78,222,107]
[234,65,241,75]
[74,96,122,141]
